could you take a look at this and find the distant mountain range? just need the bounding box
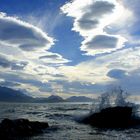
[66,96,93,102]
[0,86,93,103]
[34,95,65,103]
[0,86,33,102]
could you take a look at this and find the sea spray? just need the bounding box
[79,87,140,128]
[76,87,140,129]
[90,87,138,114]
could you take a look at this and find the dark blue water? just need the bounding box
[0,102,140,140]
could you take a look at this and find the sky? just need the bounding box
[0,0,140,98]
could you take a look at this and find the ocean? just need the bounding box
[0,102,140,140]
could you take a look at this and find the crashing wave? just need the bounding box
[90,87,138,115]
[79,87,140,128]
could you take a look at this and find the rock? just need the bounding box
[0,118,49,138]
[81,106,140,129]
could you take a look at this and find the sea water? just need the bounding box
[0,102,140,140]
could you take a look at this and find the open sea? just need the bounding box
[0,102,140,140]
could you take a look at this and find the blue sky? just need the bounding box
[0,0,140,98]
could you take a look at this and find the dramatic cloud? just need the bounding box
[0,12,70,96]
[0,12,53,51]
[104,0,140,46]
[59,47,140,94]
[61,0,126,55]
[0,1,140,97]
[58,0,140,95]
[81,34,121,55]
[84,35,118,49]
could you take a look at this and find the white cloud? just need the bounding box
[59,0,140,95]
[39,52,70,65]
[0,12,69,67]
[0,12,54,51]
[59,47,140,86]
[61,0,127,55]
[104,0,140,46]
[0,1,140,96]
[81,34,126,55]
[0,12,70,96]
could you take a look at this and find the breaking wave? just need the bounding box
[90,86,138,115]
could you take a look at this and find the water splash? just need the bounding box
[91,87,138,114]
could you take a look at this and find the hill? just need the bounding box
[0,87,93,103]
[0,86,33,102]
[66,96,93,102]
[34,95,64,103]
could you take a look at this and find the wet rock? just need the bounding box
[81,106,140,129]
[0,118,49,138]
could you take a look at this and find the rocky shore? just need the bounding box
[81,106,140,129]
[0,118,49,139]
